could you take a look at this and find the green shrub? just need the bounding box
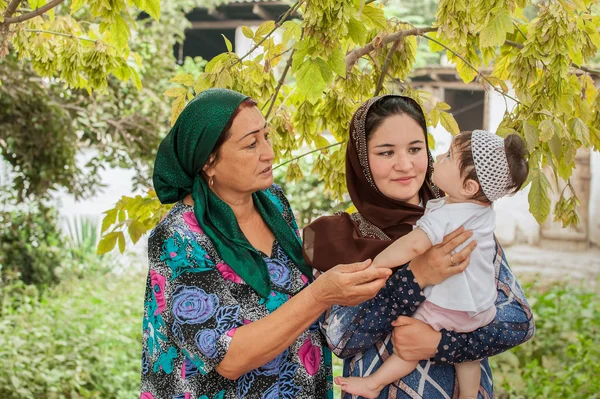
[0,271,145,399]
[0,205,64,288]
[491,280,600,399]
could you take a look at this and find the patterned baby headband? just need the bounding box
[471,130,512,202]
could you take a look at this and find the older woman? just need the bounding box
[305,95,535,398]
[140,88,404,399]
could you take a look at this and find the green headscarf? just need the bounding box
[153,88,312,298]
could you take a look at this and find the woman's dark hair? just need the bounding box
[364,96,427,141]
[204,98,258,171]
[453,131,529,203]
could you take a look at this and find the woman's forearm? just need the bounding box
[216,285,328,379]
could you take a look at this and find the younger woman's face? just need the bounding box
[367,114,428,205]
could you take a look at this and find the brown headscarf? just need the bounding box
[303,95,441,271]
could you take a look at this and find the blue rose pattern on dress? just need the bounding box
[171,286,219,325]
[194,329,220,358]
[265,256,291,289]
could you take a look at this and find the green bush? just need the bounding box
[0,271,145,399]
[0,205,64,288]
[491,280,600,399]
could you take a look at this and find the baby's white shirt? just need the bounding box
[415,197,497,315]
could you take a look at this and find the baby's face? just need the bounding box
[432,142,465,198]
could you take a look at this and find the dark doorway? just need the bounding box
[443,89,485,132]
[174,29,236,63]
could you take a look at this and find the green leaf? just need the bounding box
[117,232,126,254]
[128,220,146,245]
[429,107,440,127]
[479,8,514,48]
[327,47,346,78]
[455,58,478,84]
[570,118,590,145]
[527,168,552,225]
[435,101,451,111]
[348,17,368,46]
[169,73,195,87]
[296,58,329,104]
[214,70,232,88]
[548,135,563,163]
[282,21,301,44]
[144,0,160,21]
[558,145,576,181]
[361,4,387,30]
[314,135,330,148]
[170,95,186,126]
[427,31,446,52]
[222,34,233,52]
[539,119,556,142]
[30,0,45,10]
[523,121,539,152]
[109,16,130,50]
[70,0,85,13]
[205,52,232,73]
[242,26,254,39]
[101,209,118,233]
[97,233,119,255]
[439,111,460,135]
[255,20,275,39]
[164,87,188,98]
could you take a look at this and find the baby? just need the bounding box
[335,130,529,399]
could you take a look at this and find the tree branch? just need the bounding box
[3,0,65,25]
[374,40,401,96]
[2,0,21,20]
[265,48,296,120]
[346,26,437,68]
[25,29,98,43]
[512,19,528,41]
[572,64,600,76]
[274,141,345,170]
[232,0,303,67]
[1,0,21,56]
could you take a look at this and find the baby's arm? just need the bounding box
[372,228,432,269]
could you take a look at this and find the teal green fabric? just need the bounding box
[152,88,312,298]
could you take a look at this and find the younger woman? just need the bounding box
[335,130,529,399]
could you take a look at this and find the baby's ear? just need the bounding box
[462,178,480,197]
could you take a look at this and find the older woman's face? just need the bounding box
[205,106,274,195]
[367,113,428,205]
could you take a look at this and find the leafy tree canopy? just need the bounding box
[0,0,599,252]
[0,1,209,200]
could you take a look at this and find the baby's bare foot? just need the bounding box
[334,376,383,399]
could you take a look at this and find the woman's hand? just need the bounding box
[391,316,441,361]
[308,260,392,307]
[409,227,477,288]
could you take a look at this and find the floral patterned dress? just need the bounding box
[140,184,333,399]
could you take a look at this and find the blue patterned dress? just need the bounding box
[140,184,333,399]
[322,238,535,399]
